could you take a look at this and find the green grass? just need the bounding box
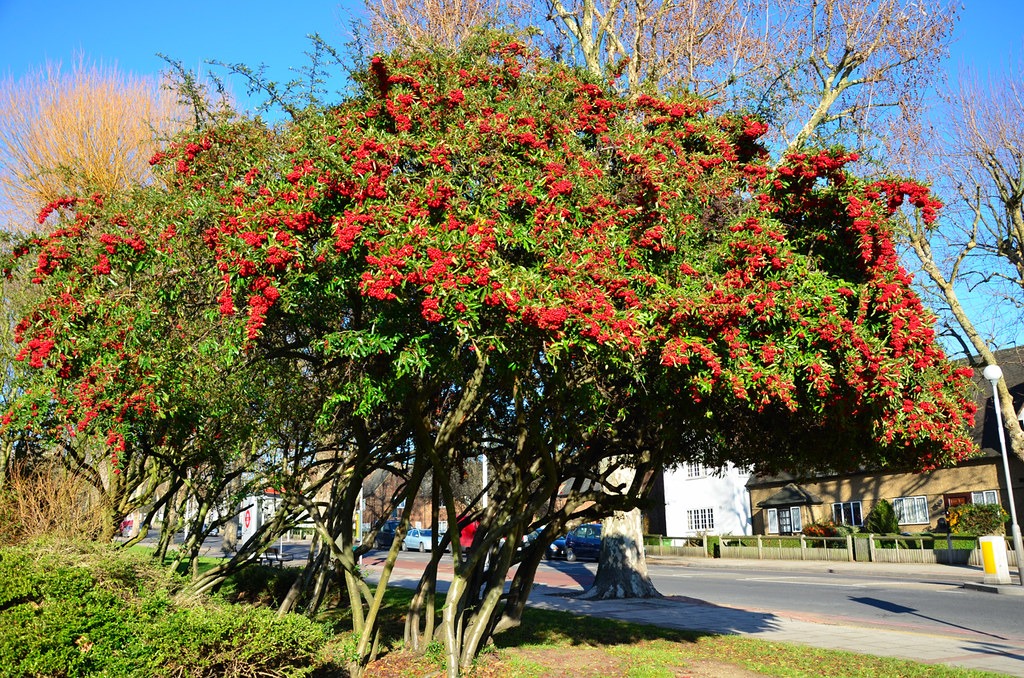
[480,607,1003,677]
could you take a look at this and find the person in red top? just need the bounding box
[459,520,479,550]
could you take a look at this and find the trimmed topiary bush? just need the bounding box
[863,499,899,534]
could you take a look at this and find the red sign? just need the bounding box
[244,509,251,529]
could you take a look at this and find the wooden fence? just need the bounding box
[643,533,1019,567]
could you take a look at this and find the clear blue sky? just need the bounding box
[0,1,365,111]
[1,1,1021,99]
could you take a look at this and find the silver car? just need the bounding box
[402,528,433,552]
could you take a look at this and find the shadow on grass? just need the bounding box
[494,604,724,650]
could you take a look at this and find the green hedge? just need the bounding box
[0,541,337,678]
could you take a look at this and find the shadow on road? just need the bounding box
[519,589,783,643]
[849,596,1010,640]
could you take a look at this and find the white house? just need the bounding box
[660,462,752,536]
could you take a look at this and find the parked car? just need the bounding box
[548,523,602,562]
[118,518,134,537]
[374,520,400,550]
[403,528,433,552]
[547,535,567,560]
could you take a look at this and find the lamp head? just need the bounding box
[983,364,1004,384]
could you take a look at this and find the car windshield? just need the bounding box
[421,530,432,537]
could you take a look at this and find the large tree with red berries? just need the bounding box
[4,36,975,676]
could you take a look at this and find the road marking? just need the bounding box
[738,576,962,592]
[740,577,865,587]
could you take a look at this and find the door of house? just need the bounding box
[944,493,970,510]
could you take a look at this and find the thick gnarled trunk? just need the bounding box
[580,505,659,599]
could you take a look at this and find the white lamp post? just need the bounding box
[982,364,1024,586]
[481,454,489,509]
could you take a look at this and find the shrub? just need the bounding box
[0,461,107,546]
[863,499,899,534]
[802,521,839,538]
[948,503,1009,535]
[217,561,302,607]
[144,605,329,677]
[0,541,338,677]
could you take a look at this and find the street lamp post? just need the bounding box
[481,454,489,509]
[982,364,1024,586]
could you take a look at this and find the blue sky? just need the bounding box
[1,1,1020,100]
[0,1,365,111]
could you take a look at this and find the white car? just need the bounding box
[402,528,433,552]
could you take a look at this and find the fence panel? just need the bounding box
[644,533,1017,566]
[643,536,707,558]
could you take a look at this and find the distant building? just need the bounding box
[649,462,752,537]
[747,347,1024,535]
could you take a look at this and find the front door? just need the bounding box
[944,493,970,510]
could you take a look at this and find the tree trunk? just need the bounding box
[221,512,238,554]
[579,506,660,599]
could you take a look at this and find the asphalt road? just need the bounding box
[643,561,1024,643]
[357,548,1024,645]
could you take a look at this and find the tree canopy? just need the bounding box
[2,37,975,676]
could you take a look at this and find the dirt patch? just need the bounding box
[510,647,629,676]
[493,648,766,677]
[364,647,768,677]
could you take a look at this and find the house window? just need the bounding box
[686,463,706,478]
[687,508,715,531]
[832,501,863,526]
[766,507,802,534]
[972,490,998,505]
[892,496,929,524]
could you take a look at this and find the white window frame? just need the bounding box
[972,490,998,505]
[685,462,707,478]
[892,496,929,524]
[831,501,863,526]
[766,507,801,534]
[687,507,715,531]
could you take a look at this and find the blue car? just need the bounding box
[548,523,602,562]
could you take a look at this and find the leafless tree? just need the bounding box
[904,64,1024,461]
[0,56,187,231]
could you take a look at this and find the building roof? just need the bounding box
[756,483,823,507]
[972,346,1024,457]
[748,346,1024,490]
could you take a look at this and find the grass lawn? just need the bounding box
[367,604,1004,678]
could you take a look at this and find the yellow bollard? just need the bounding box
[980,536,1011,585]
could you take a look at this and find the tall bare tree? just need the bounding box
[904,65,1024,461]
[0,56,185,231]
[365,0,957,157]
[365,0,536,51]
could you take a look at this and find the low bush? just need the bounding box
[0,540,340,677]
[0,462,107,546]
[949,503,1009,536]
[803,521,839,538]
